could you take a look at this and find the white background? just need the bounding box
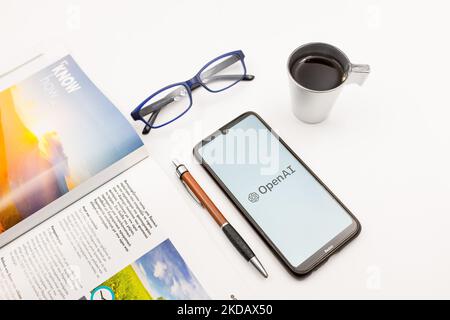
[1,0,449,299]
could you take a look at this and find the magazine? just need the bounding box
[0,53,146,247]
[0,51,247,300]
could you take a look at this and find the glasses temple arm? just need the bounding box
[139,96,174,118]
[200,55,241,80]
[200,74,255,86]
[142,109,160,135]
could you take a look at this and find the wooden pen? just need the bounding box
[173,159,268,278]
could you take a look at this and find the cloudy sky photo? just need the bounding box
[133,239,209,300]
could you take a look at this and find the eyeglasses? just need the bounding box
[131,50,254,134]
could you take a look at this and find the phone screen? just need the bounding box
[197,114,355,267]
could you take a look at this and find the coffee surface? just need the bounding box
[290,56,345,91]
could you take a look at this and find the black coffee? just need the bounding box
[290,55,345,91]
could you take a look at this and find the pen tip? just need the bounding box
[250,256,268,278]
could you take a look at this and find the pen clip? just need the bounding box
[181,180,203,207]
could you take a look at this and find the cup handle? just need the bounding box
[347,64,370,86]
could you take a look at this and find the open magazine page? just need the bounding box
[0,157,249,300]
[0,53,147,247]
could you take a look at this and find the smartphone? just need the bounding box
[193,111,361,276]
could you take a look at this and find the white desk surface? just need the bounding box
[2,0,450,299]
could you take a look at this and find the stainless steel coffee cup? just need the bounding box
[287,42,370,124]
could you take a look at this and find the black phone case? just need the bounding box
[193,111,361,277]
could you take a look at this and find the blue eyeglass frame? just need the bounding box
[130,50,251,132]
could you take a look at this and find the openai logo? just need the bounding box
[248,165,296,204]
[248,192,260,203]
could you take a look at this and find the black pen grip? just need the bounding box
[222,224,254,261]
